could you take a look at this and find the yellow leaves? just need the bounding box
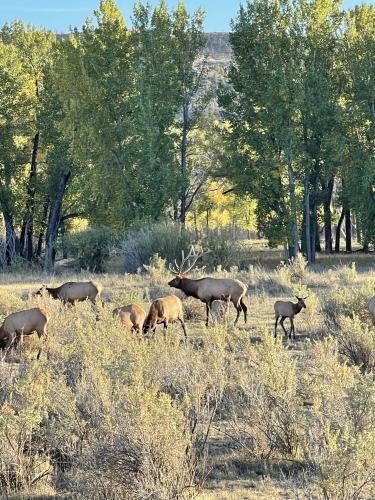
[96,0,126,30]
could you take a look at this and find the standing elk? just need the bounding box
[143,295,187,341]
[274,296,308,340]
[168,246,248,327]
[0,307,49,360]
[37,281,102,306]
[368,295,375,325]
[113,304,146,334]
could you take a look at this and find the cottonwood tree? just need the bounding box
[220,0,344,261]
[299,0,343,261]
[220,0,305,257]
[342,5,375,249]
[172,3,209,224]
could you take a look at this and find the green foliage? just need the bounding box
[342,5,375,246]
[201,227,245,270]
[219,0,345,258]
[0,300,225,497]
[66,226,113,272]
[277,254,308,289]
[336,315,375,372]
[321,282,373,327]
[121,220,195,273]
[302,341,375,499]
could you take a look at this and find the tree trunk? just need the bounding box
[323,178,334,253]
[287,154,299,258]
[2,208,18,266]
[179,96,189,225]
[310,171,319,263]
[19,221,27,258]
[315,228,322,253]
[345,208,352,252]
[44,172,71,271]
[60,219,68,259]
[304,172,312,264]
[193,211,199,240]
[21,132,40,261]
[36,198,49,258]
[335,208,345,253]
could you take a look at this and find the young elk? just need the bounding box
[37,281,102,306]
[168,246,248,327]
[113,304,146,334]
[0,307,49,360]
[274,296,308,340]
[143,295,187,341]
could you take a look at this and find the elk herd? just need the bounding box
[0,246,374,361]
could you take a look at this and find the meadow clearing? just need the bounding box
[0,250,375,499]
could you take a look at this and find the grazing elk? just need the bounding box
[168,246,248,327]
[274,296,308,340]
[113,304,146,334]
[37,281,102,306]
[0,307,49,360]
[368,295,375,325]
[143,295,187,341]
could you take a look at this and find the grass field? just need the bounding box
[0,250,375,498]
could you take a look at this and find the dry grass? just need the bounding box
[0,251,375,498]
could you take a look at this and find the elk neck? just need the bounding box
[293,302,303,314]
[179,277,201,299]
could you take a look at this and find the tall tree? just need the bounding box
[0,28,33,264]
[172,3,207,224]
[219,0,306,257]
[342,5,375,248]
[219,0,344,261]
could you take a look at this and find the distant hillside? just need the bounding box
[205,32,232,66]
[56,32,231,115]
[57,31,232,64]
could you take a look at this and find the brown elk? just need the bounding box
[274,296,308,340]
[113,304,146,334]
[368,295,375,325]
[143,295,187,341]
[0,307,49,360]
[168,246,248,327]
[37,281,102,306]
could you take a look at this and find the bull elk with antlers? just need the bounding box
[168,246,248,327]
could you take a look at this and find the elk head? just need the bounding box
[295,296,308,309]
[168,246,209,288]
[36,284,48,296]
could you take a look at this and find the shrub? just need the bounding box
[321,282,373,328]
[335,315,375,372]
[277,253,308,289]
[0,289,24,316]
[69,387,203,499]
[143,253,167,285]
[302,291,321,333]
[121,221,195,273]
[66,226,112,272]
[201,228,245,271]
[332,261,358,285]
[228,330,305,461]
[0,300,227,498]
[301,341,375,499]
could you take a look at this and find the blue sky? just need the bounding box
[0,0,372,32]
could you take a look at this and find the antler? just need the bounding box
[168,245,210,275]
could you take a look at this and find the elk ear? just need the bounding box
[180,272,187,278]
[303,296,309,300]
